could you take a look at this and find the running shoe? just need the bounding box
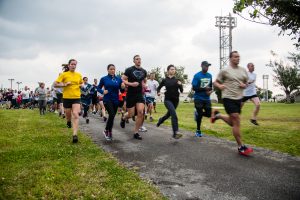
[156,117,163,127]
[149,116,153,122]
[67,121,72,128]
[132,116,136,121]
[103,116,107,122]
[250,119,259,126]
[72,135,78,143]
[108,131,113,140]
[133,133,142,140]
[103,130,111,141]
[139,126,147,132]
[210,110,220,123]
[120,117,126,128]
[173,132,183,139]
[86,118,89,124]
[125,119,129,123]
[238,145,253,156]
[195,130,203,137]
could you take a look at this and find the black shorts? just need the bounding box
[242,95,258,102]
[223,98,242,114]
[92,96,99,105]
[126,94,145,108]
[194,99,211,117]
[63,98,81,109]
[56,93,63,104]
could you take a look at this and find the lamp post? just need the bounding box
[8,78,15,90]
[16,81,22,91]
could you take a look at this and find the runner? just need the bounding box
[120,55,147,140]
[212,51,253,156]
[54,59,83,143]
[144,72,159,122]
[192,61,213,137]
[35,82,47,115]
[98,64,125,140]
[156,65,183,139]
[80,77,93,124]
[21,86,30,108]
[91,79,100,114]
[242,62,260,125]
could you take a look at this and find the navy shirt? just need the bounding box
[192,71,212,101]
[98,74,123,104]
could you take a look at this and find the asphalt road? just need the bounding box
[80,114,300,200]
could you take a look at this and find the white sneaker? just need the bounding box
[139,126,147,132]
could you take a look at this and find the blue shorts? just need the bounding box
[145,97,155,105]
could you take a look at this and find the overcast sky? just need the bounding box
[0,0,296,94]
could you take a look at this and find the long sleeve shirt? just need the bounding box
[97,74,124,104]
[157,76,183,102]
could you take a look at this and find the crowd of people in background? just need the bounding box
[0,51,260,156]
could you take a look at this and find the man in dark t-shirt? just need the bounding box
[120,55,147,140]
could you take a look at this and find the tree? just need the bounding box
[149,67,163,83]
[256,87,273,100]
[164,66,189,85]
[233,0,300,47]
[267,51,300,103]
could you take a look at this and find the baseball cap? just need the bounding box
[201,61,211,67]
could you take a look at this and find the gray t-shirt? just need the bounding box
[216,65,249,100]
[35,87,47,100]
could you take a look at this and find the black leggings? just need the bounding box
[194,100,211,131]
[160,99,179,133]
[104,101,118,132]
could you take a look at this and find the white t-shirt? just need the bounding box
[244,72,257,96]
[22,90,30,99]
[145,79,159,98]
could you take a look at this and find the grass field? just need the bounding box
[151,102,300,156]
[0,109,165,200]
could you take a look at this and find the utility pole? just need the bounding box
[263,75,269,101]
[215,13,237,69]
[16,81,22,91]
[8,78,15,90]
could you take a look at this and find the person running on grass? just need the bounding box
[242,62,260,126]
[212,51,253,156]
[98,64,126,141]
[120,55,147,140]
[54,59,83,143]
[192,61,213,137]
[91,78,100,114]
[35,82,47,115]
[80,77,93,124]
[156,65,183,139]
[144,72,159,122]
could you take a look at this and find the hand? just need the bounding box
[239,83,247,89]
[121,82,125,89]
[219,84,226,90]
[131,82,139,87]
[103,90,108,95]
[157,92,161,96]
[64,82,71,86]
[177,81,182,85]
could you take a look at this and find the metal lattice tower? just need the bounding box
[215,13,237,69]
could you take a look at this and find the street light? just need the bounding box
[8,78,15,90]
[16,81,22,91]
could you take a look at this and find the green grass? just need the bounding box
[0,109,165,200]
[151,102,300,156]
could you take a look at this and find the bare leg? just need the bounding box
[230,113,242,146]
[251,97,260,120]
[135,103,145,133]
[71,104,81,136]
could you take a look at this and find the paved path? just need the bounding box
[80,114,300,200]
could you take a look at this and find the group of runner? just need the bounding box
[51,51,260,155]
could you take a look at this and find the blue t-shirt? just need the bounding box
[97,74,123,105]
[192,71,212,101]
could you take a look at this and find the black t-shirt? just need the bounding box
[124,66,147,95]
[157,76,183,101]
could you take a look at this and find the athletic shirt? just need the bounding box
[145,79,159,98]
[55,71,83,99]
[124,66,147,95]
[244,72,257,97]
[192,71,212,101]
[35,87,47,100]
[216,65,249,100]
[157,76,183,101]
[22,90,30,99]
